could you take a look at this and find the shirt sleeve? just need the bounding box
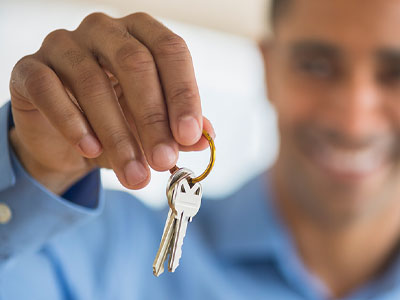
[0,101,105,271]
[6,102,101,208]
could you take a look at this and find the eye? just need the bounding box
[297,57,333,78]
[379,66,400,83]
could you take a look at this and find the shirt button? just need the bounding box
[0,203,12,224]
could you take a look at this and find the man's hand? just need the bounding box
[8,12,215,194]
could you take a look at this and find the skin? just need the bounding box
[262,0,400,297]
[9,12,215,195]
[10,2,400,299]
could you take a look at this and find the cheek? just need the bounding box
[267,55,333,125]
[271,77,321,128]
[271,73,330,165]
[384,93,400,130]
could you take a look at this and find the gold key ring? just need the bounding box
[169,130,216,184]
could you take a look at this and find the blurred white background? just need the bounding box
[0,0,278,207]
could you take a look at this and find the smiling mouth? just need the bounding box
[310,145,388,181]
[298,130,394,182]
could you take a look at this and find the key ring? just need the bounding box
[169,130,216,184]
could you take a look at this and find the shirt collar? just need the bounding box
[0,101,16,192]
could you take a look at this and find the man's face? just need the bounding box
[263,0,400,224]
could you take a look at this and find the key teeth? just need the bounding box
[169,260,180,273]
[170,232,185,272]
[153,209,176,277]
[170,264,179,273]
[169,261,178,273]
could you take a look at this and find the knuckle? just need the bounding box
[123,12,156,27]
[80,12,110,28]
[108,23,130,40]
[62,116,86,144]
[129,11,152,21]
[12,55,35,81]
[168,84,199,106]
[62,48,87,68]
[104,127,132,150]
[139,108,168,129]
[24,67,54,98]
[155,34,189,57]
[77,13,118,39]
[115,43,154,73]
[73,69,112,101]
[42,29,71,50]
[76,69,107,93]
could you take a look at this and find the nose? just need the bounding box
[326,70,383,140]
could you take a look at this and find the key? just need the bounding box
[168,177,202,272]
[153,130,215,276]
[153,208,175,277]
[152,168,193,277]
[165,168,194,207]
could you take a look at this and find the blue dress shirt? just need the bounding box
[1,101,400,300]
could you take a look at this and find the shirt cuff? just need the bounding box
[0,101,104,268]
[61,168,101,209]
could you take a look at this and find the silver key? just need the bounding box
[153,208,175,276]
[168,177,202,272]
[152,168,193,277]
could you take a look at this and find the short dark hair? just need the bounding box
[270,0,291,27]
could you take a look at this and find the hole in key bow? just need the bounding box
[195,187,201,195]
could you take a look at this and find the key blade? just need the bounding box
[168,215,189,272]
[168,212,183,271]
[167,178,203,273]
[153,211,176,277]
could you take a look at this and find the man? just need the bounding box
[1,0,400,298]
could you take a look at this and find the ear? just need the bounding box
[258,38,275,105]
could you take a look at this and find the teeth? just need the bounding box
[317,146,384,175]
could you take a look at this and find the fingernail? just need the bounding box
[78,135,102,156]
[178,116,201,145]
[209,124,216,140]
[152,143,177,169]
[124,161,148,186]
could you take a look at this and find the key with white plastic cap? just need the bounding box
[168,175,202,272]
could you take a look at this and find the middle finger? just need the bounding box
[78,15,179,171]
[41,29,150,189]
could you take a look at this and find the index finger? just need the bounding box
[122,13,203,147]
